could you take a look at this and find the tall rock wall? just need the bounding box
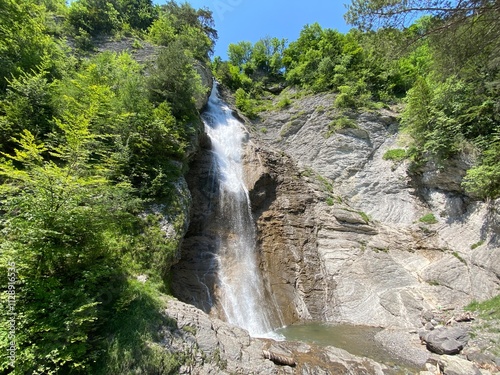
[242,89,500,329]
[173,85,499,334]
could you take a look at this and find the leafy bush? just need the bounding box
[147,41,206,119]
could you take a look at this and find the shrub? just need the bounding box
[235,88,258,118]
[419,213,438,224]
[383,148,407,162]
[277,96,291,109]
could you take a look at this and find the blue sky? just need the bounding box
[154,0,352,59]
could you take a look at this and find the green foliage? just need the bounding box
[0,70,55,150]
[383,149,407,162]
[147,41,205,120]
[419,213,438,224]
[462,140,500,199]
[358,211,370,223]
[94,280,182,375]
[0,0,63,90]
[148,1,216,61]
[327,114,358,135]
[276,96,291,109]
[452,252,466,264]
[471,240,485,250]
[67,0,121,37]
[0,119,136,373]
[115,0,157,31]
[466,294,500,321]
[234,88,258,119]
[0,1,215,369]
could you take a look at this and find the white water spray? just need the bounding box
[202,84,282,337]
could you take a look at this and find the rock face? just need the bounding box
[245,90,500,330]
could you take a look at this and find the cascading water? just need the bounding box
[201,83,282,337]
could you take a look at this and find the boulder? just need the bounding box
[438,355,482,375]
[420,327,469,355]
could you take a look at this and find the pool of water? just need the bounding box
[276,322,420,373]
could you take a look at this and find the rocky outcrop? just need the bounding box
[162,298,390,375]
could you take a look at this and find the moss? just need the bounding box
[471,240,485,250]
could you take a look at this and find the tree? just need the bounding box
[0,0,62,91]
[67,0,120,36]
[115,0,158,30]
[147,41,205,120]
[345,0,499,31]
[228,41,253,68]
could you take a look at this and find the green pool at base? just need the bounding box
[276,322,420,374]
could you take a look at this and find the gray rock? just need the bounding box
[425,322,435,330]
[438,355,482,375]
[422,327,469,355]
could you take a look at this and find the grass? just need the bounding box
[358,211,370,223]
[325,197,335,206]
[383,148,407,162]
[276,96,291,109]
[452,251,466,264]
[427,280,441,286]
[327,115,358,137]
[419,213,438,224]
[301,167,314,177]
[317,174,334,194]
[94,278,183,375]
[466,295,500,320]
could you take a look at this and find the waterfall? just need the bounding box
[202,83,281,337]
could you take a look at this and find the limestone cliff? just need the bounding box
[244,89,500,330]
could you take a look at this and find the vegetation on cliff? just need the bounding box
[214,0,500,199]
[0,0,214,373]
